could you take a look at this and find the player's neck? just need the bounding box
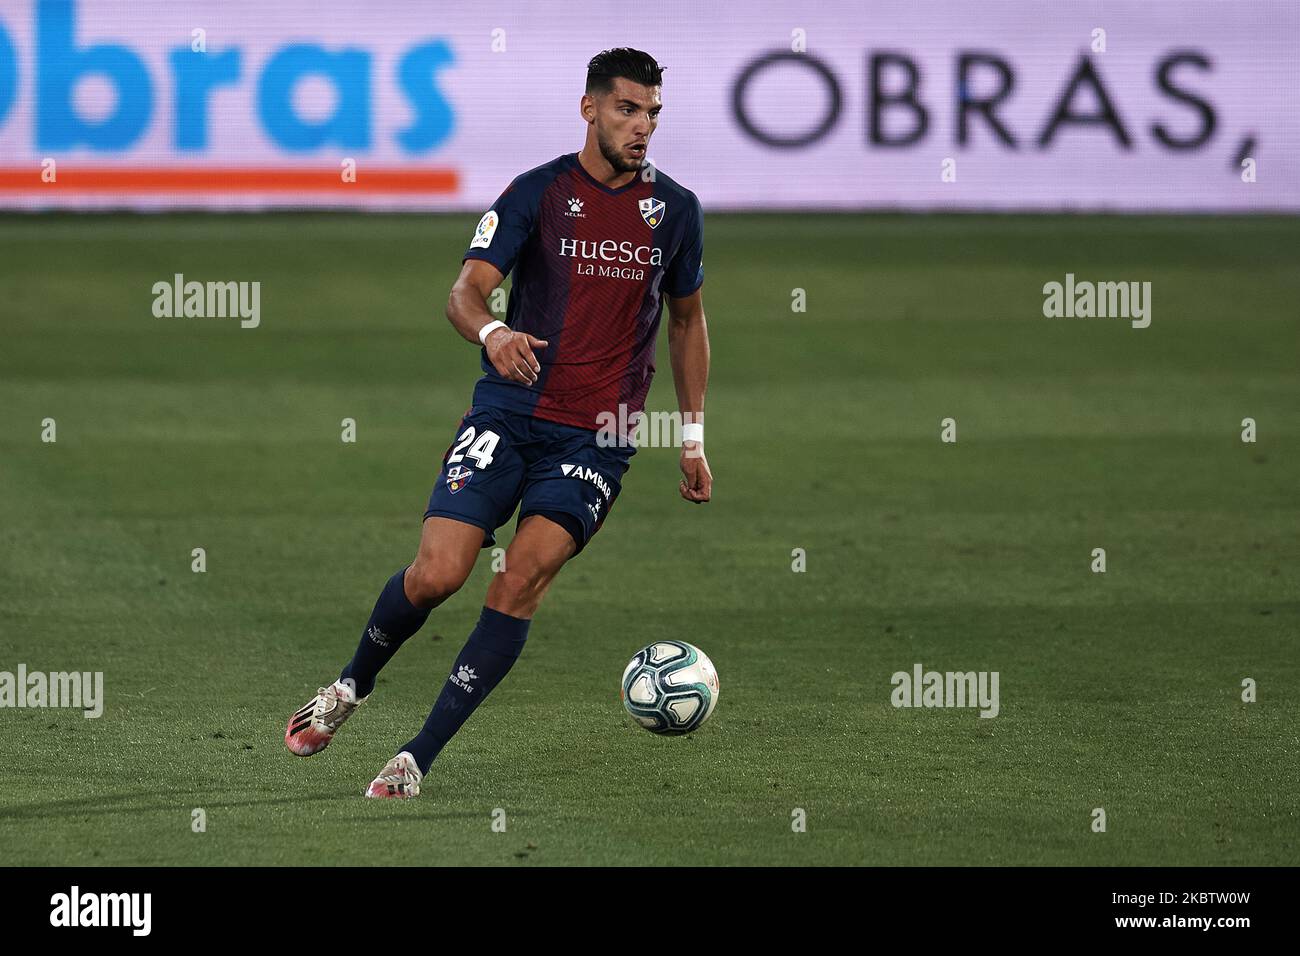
[576,146,637,191]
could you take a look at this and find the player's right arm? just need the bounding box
[445,259,548,386]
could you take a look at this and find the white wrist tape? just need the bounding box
[478,320,507,345]
[682,422,704,444]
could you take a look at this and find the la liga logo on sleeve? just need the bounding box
[470,211,498,249]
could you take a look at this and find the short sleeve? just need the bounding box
[463,177,537,278]
[663,193,704,298]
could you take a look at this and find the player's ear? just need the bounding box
[580,93,595,124]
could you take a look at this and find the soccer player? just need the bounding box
[284,48,712,798]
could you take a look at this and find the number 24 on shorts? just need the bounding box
[449,426,500,469]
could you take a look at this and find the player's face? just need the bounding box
[591,79,662,174]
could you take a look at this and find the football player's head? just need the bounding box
[582,48,664,174]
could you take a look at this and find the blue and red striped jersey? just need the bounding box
[462,153,704,432]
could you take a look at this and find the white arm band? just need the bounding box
[682,422,704,444]
[478,320,507,345]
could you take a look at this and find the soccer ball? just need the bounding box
[621,641,720,735]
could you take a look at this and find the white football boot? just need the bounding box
[364,751,423,799]
[284,680,365,756]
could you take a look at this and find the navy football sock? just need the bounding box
[339,567,430,698]
[401,606,530,773]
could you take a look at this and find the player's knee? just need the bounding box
[494,563,551,609]
[405,560,468,610]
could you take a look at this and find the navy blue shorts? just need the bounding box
[424,404,635,554]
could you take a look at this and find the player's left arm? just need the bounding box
[666,288,711,504]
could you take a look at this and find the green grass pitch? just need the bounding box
[0,212,1295,865]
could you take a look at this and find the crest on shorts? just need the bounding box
[446,464,474,494]
[638,198,666,229]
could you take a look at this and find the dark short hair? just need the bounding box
[585,48,664,95]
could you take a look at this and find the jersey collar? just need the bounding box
[569,152,643,196]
